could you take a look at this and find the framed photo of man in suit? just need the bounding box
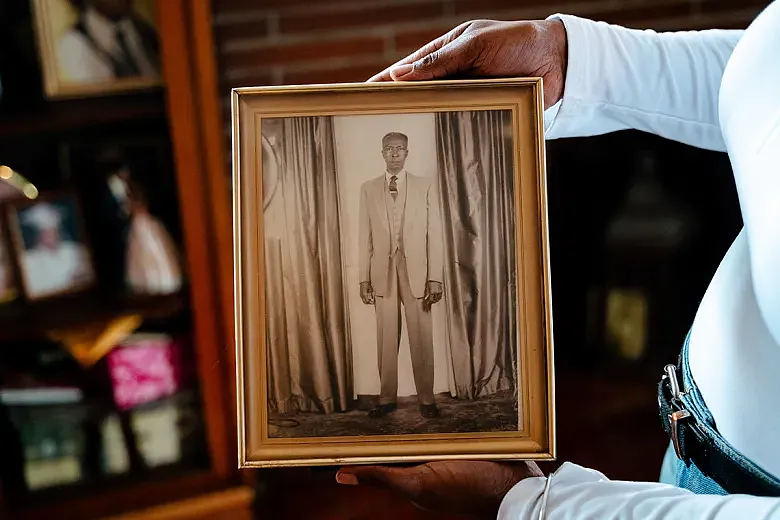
[30,0,161,99]
[232,79,554,468]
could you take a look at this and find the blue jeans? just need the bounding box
[658,332,780,495]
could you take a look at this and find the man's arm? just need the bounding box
[358,184,372,284]
[544,15,743,152]
[499,462,780,519]
[426,177,444,284]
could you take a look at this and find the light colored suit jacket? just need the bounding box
[358,172,443,299]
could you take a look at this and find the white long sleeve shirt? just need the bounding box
[500,3,780,518]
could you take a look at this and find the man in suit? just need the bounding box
[358,132,444,419]
[58,0,161,85]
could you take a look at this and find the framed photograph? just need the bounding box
[30,0,161,99]
[59,137,184,294]
[232,79,555,468]
[6,192,97,301]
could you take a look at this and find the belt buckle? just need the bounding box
[664,364,692,461]
[669,409,692,460]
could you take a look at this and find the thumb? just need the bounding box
[336,466,423,497]
[389,38,473,81]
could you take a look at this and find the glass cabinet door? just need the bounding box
[0,118,213,516]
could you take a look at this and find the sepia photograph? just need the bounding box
[234,80,554,467]
[7,193,96,300]
[262,111,520,439]
[31,0,161,99]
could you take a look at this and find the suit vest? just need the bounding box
[384,177,407,254]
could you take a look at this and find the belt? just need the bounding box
[658,362,780,497]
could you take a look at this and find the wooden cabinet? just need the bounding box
[0,1,252,518]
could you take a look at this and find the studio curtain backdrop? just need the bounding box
[435,110,518,399]
[262,116,353,415]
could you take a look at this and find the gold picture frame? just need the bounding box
[232,78,555,468]
[30,0,162,100]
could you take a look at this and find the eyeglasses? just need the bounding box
[383,146,407,153]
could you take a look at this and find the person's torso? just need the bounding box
[25,243,83,294]
[688,0,780,480]
[383,174,408,251]
[369,173,428,252]
[59,17,158,82]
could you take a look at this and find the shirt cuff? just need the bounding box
[543,100,561,135]
[497,474,548,519]
[542,13,594,139]
[497,462,612,518]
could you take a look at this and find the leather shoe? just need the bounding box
[368,403,397,419]
[420,403,439,419]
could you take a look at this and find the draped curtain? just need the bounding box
[435,110,517,399]
[263,116,353,414]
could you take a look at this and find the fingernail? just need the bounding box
[390,64,414,79]
[336,472,359,485]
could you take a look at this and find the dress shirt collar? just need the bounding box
[386,169,407,184]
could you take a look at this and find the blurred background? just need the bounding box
[0,0,765,519]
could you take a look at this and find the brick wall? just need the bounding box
[212,0,766,92]
[211,0,767,158]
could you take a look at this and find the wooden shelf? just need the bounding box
[0,292,186,344]
[0,2,254,518]
[0,92,167,139]
[13,471,235,520]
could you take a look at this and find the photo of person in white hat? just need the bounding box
[14,199,94,299]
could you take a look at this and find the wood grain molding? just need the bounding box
[102,486,255,520]
[156,0,236,479]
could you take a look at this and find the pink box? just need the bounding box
[106,334,190,411]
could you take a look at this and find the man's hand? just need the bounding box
[424,280,443,311]
[335,460,543,519]
[360,281,375,305]
[368,19,568,110]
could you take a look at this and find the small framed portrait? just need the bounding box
[232,79,555,468]
[6,192,97,301]
[30,0,161,99]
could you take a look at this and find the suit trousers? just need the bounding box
[375,250,435,406]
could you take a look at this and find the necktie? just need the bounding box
[114,27,142,77]
[389,175,398,200]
